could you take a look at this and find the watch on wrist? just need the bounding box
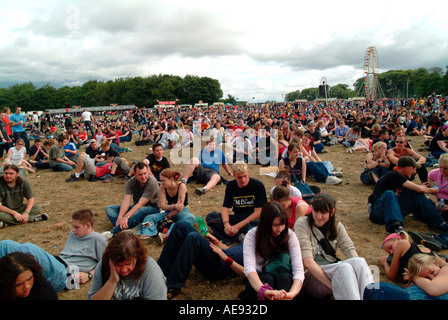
[88,272,93,280]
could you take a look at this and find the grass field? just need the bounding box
[0,132,445,300]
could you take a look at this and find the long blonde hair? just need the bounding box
[405,253,438,282]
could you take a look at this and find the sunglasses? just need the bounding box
[396,141,405,144]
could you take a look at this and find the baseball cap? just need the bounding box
[397,155,421,169]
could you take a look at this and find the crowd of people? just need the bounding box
[1,95,448,301]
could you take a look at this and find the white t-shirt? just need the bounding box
[82,111,92,122]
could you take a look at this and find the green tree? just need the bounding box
[34,83,56,110]
[285,90,301,101]
[329,83,355,99]
[8,82,36,110]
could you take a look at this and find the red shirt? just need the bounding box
[3,116,11,135]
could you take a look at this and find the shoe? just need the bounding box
[326,176,342,185]
[88,174,98,182]
[347,148,353,154]
[167,288,182,300]
[101,231,114,240]
[392,225,406,234]
[157,233,168,245]
[320,149,328,153]
[408,231,442,252]
[195,187,207,195]
[436,221,448,234]
[33,213,49,222]
[102,175,116,183]
[66,174,80,182]
[100,174,111,181]
[331,171,343,177]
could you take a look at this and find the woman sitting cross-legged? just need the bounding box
[242,201,305,300]
[140,169,195,244]
[293,193,374,300]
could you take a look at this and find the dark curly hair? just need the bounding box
[101,232,147,282]
[0,252,46,300]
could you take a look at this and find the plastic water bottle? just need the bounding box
[196,216,208,236]
[439,199,445,208]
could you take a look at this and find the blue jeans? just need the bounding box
[84,121,94,137]
[0,240,67,292]
[111,143,126,153]
[141,207,196,237]
[306,161,330,182]
[314,142,324,153]
[105,204,159,235]
[52,163,75,171]
[34,161,51,169]
[157,221,240,290]
[369,189,445,232]
[363,282,448,300]
[363,282,410,300]
[206,211,258,245]
[406,283,448,300]
[429,150,446,159]
[119,136,131,143]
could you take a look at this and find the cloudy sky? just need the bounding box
[1,0,447,102]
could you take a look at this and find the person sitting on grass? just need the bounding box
[242,201,305,300]
[0,164,46,228]
[125,143,170,182]
[48,135,76,172]
[387,134,428,183]
[368,155,448,234]
[140,169,195,245]
[65,152,130,183]
[102,162,160,239]
[88,231,167,300]
[0,209,107,292]
[181,136,233,196]
[158,220,245,300]
[206,161,267,245]
[360,141,391,184]
[271,185,311,228]
[293,193,374,300]
[3,138,35,175]
[28,138,50,170]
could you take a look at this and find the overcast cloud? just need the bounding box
[1,0,447,102]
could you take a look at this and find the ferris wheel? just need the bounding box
[363,46,379,99]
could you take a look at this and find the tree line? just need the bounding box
[285,66,448,101]
[1,66,447,112]
[0,74,223,112]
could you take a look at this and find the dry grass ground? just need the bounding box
[0,134,445,300]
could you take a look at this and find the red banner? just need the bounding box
[158,101,176,105]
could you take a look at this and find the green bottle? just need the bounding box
[196,216,208,236]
